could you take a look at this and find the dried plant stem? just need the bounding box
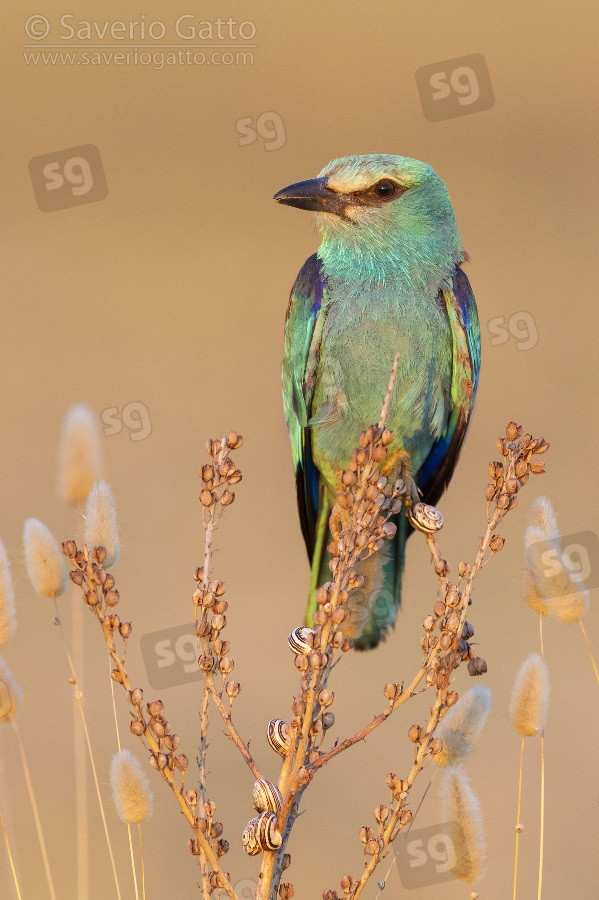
[377,351,400,429]
[539,614,544,659]
[0,805,22,900]
[578,620,599,688]
[538,735,545,900]
[11,718,56,900]
[64,542,239,900]
[73,595,89,900]
[128,824,140,900]
[138,823,146,900]
[110,659,141,900]
[52,598,123,900]
[513,735,525,900]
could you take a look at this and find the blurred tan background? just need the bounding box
[2,0,599,896]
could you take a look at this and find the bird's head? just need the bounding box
[274,154,464,287]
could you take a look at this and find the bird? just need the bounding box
[274,154,481,649]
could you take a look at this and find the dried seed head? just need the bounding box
[110,749,153,823]
[322,711,335,730]
[318,689,334,708]
[147,700,164,717]
[489,534,505,552]
[23,519,67,599]
[225,681,240,699]
[408,725,420,743]
[57,405,104,506]
[198,654,214,672]
[226,431,243,449]
[374,805,389,824]
[221,490,235,507]
[85,481,120,568]
[280,884,294,899]
[467,657,487,677]
[340,876,357,894]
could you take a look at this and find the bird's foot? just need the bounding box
[380,449,419,512]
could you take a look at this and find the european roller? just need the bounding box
[274,154,481,649]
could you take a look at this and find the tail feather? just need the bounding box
[304,503,408,651]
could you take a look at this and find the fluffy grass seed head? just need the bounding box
[57,404,104,506]
[550,571,590,623]
[524,497,590,622]
[528,496,559,540]
[110,749,153,824]
[509,653,550,737]
[0,538,16,645]
[85,480,120,568]
[23,519,67,599]
[0,656,22,722]
[434,686,492,768]
[439,765,486,883]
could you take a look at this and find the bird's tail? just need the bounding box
[303,505,408,650]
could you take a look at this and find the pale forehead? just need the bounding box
[319,154,435,192]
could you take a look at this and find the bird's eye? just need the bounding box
[373,180,398,200]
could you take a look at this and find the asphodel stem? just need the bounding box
[11,718,56,900]
[0,805,22,900]
[513,735,525,900]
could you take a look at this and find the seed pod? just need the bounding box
[280,885,294,900]
[119,621,132,639]
[340,876,357,894]
[408,503,444,534]
[267,719,290,756]
[221,490,235,507]
[198,654,214,672]
[188,838,201,856]
[434,600,446,618]
[322,711,335,730]
[484,484,497,501]
[530,460,545,474]
[288,627,313,655]
[218,657,234,676]
[130,719,144,736]
[225,681,240,699]
[383,683,398,701]
[408,724,420,743]
[318,689,334,708]
[164,733,180,752]
[446,691,459,706]
[374,805,389,824]
[252,779,283,814]
[423,615,435,632]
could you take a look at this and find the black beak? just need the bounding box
[274,177,351,217]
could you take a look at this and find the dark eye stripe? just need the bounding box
[353,180,408,207]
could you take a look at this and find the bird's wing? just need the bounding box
[282,253,329,558]
[417,266,481,506]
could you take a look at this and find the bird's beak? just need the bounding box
[274,177,351,217]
